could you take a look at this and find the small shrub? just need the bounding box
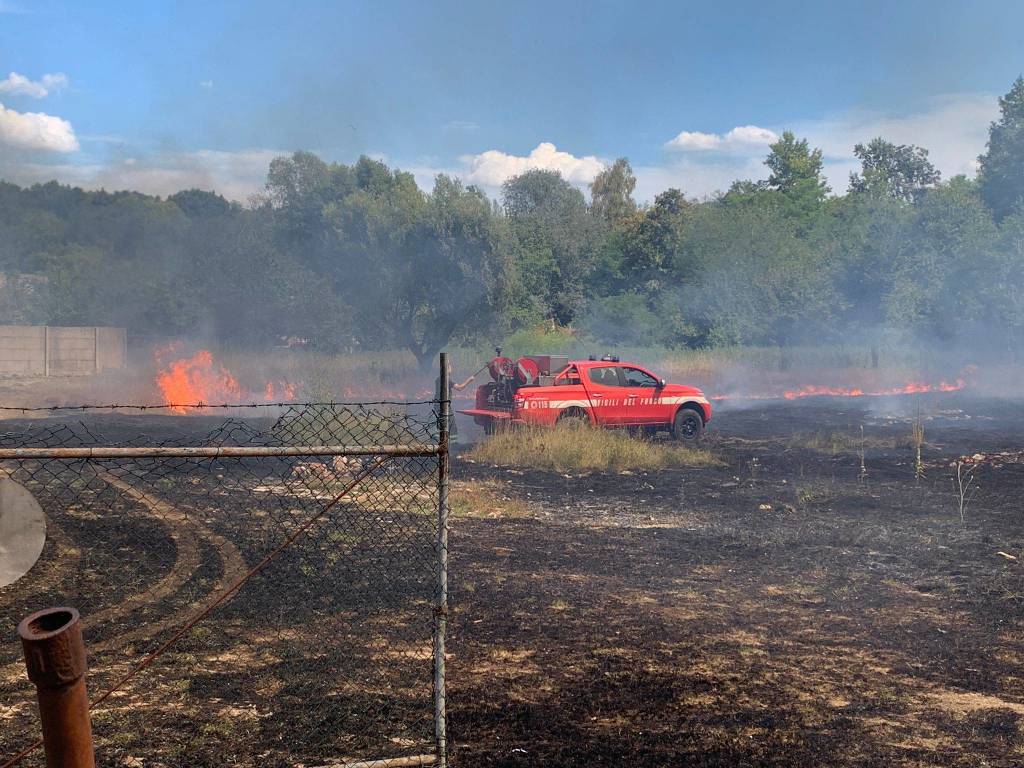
[467,423,724,473]
[793,480,837,508]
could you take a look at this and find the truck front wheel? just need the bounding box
[672,407,704,443]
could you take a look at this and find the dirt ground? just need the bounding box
[445,394,1024,767]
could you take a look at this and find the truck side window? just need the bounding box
[622,367,659,387]
[588,366,620,386]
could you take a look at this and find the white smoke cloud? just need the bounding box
[794,92,998,185]
[644,93,998,203]
[632,156,769,205]
[0,102,78,152]
[459,141,606,188]
[5,149,280,201]
[1,92,997,209]
[0,72,68,99]
[665,124,778,152]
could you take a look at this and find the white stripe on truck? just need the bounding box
[517,395,708,410]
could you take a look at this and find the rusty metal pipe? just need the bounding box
[18,607,95,768]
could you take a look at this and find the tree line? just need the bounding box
[1,77,1022,366]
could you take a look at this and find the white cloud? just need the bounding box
[724,125,778,146]
[0,102,78,152]
[3,149,280,201]
[200,80,214,90]
[664,131,722,151]
[666,124,778,152]
[459,141,605,189]
[0,72,68,99]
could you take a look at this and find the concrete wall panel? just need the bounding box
[0,326,127,377]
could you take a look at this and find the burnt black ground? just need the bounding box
[446,394,1024,766]
[2,394,1023,766]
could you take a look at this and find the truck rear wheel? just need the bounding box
[558,407,590,428]
[672,407,704,443]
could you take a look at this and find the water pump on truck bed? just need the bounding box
[473,349,570,414]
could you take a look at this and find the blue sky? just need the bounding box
[0,0,1021,202]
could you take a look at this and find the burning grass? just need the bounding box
[466,423,724,473]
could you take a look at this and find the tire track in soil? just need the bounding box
[82,467,247,654]
[0,468,247,682]
[0,514,79,610]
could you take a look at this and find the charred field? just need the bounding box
[1,394,1023,766]
[446,393,1024,766]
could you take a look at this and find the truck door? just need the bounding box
[583,365,624,425]
[618,366,667,424]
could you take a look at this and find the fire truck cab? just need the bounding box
[459,354,711,442]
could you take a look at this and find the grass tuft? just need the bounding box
[787,430,897,455]
[466,423,724,473]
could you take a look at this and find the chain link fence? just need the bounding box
[0,394,449,767]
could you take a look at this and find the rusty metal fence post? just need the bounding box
[18,607,95,768]
[434,352,450,768]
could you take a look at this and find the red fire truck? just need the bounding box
[459,353,711,442]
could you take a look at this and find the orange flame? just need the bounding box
[782,379,965,400]
[155,349,245,413]
[154,344,299,412]
[264,380,297,402]
[712,378,967,402]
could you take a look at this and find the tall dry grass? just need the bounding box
[467,423,724,473]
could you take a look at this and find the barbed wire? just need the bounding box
[0,399,439,412]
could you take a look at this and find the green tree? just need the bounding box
[589,158,638,223]
[849,138,940,202]
[42,245,111,326]
[978,76,1024,221]
[392,175,509,367]
[766,132,830,198]
[829,191,912,330]
[264,150,333,243]
[764,131,831,227]
[502,169,596,325]
[168,189,234,218]
[668,196,837,346]
[599,187,693,299]
[996,205,1024,349]
[885,177,999,339]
